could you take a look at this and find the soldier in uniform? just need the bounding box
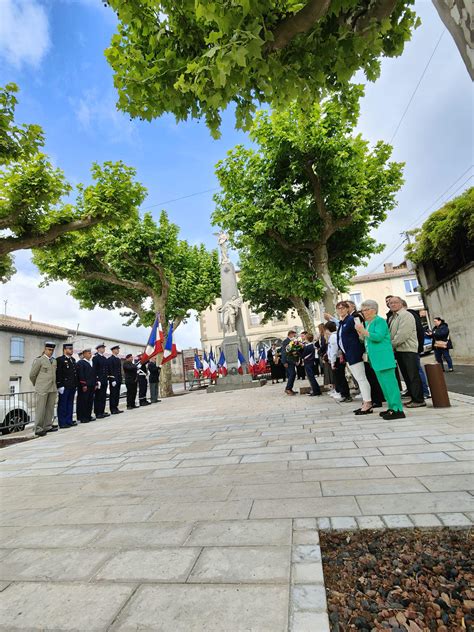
[56,342,78,428]
[137,360,151,406]
[148,357,161,403]
[123,353,138,409]
[29,342,58,437]
[93,343,110,419]
[107,344,123,415]
[76,348,97,423]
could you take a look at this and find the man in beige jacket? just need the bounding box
[388,297,426,408]
[29,342,58,436]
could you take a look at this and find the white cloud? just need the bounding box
[0,0,50,68]
[1,270,203,350]
[73,89,138,145]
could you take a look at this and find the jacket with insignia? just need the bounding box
[56,355,78,389]
[30,354,57,393]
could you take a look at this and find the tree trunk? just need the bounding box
[155,301,174,398]
[313,243,338,313]
[290,296,315,334]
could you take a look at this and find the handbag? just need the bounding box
[434,340,448,349]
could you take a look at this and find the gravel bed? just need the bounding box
[321,528,473,632]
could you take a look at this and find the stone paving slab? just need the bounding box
[0,382,472,631]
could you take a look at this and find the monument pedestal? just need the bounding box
[207,333,266,393]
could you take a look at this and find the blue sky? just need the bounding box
[0,0,472,347]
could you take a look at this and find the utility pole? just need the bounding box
[3,299,7,315]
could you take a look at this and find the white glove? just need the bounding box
[111,381,117,387]
[96,382,101,389]
[58,386,65,395]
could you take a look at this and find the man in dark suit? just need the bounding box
[56,342,78,428]
[148,358,161,403]
[107,345,123,414]
[76,348,97,423]
[123,353,138,409]
[92,344,110,419]
[280,329,298,395]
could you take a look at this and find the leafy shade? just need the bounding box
[212,87,404,312]
[0,84,139,281]
[33,211,220,396]
[105,0,419,136]
[406,187,474,273]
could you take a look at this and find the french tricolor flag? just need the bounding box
[258,348,267,372]
[248,345,256,376]
[202,351,211,378]
[209,350,218,380]
[141,314,164,362]
[161,322,178,365]
[194,352,203,378]
[237,349,246,375]
[218,350,227,376]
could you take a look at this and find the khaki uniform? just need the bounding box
[30,354,57,433]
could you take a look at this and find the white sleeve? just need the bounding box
[328,333,338,364]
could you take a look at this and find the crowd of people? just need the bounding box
[29,343,160,437]
[270,296,454,421]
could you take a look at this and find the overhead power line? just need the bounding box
[142,187,219,211]
[389,31,444,144]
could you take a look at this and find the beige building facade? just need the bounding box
[200,262,425,351]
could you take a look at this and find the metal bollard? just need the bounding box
[425,363,451,408]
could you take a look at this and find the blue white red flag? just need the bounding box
[237,349,246,375]
[141,314,164,362]
[161,322,178,365]
[202,351,210,378]
[209,349,218,379]
[248,344,256,375]
[258,348,267,372]
[193,352,203,378]
[218,349,227,376]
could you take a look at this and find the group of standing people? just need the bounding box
[29,342,160,437]
[272,296,454,421]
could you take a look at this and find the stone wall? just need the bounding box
[417,261,474,362]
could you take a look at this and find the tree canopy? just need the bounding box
[212,87,404,312]
[105,0,419,136]
[406,187,474,274]
[33,210,220,396]
[0,84,137,281]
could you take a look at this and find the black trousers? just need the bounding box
[94,381,107,415]
[77,387,94,421]
[334,360,350,398]
[126,381,137,408]
[285,363,296,391]
[395,351,424,403]
[304,363,321,395]
[138,376,148,402]
[364,362,385,405]
[109,381,121,412]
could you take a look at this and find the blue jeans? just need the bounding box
[285,363,296,391]
[415,354,430,398]
[304,363,321,395]
[57,387,75,426]
[434,348,453,370]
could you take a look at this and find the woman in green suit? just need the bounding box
[355,300,405,421]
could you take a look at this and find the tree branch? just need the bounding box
[353,0,399,33]
[122,299,149,323]
[267,228,315,252]
[304,160,330,222]
[0,216,101,257]
[266,0,331,52]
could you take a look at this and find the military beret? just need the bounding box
[63,343,73,350]
[95,343,106,350]
[111,345,120,351]
[44,342,56,349]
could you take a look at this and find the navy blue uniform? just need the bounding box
[93,353,108,416]
[56,355,78,427]
[76,359,97,422]
[106,355,123,413]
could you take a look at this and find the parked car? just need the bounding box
[0,396,31,435]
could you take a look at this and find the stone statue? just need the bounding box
[215,230,230,264]
[217,294,242,334]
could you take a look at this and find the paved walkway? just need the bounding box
[0,384,473,631]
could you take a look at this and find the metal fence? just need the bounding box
[0,391,36,435]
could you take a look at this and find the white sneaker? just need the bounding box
[332,393,342,400]
[353,394,362,400]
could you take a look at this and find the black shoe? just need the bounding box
[80,419,90,423]
[126,406,134,410]
[382,409,406,420]
[372,402,383,408]
[308,393,321,397]
[152,400,162,403]
[140,401,151,406]
[355,408,373,415]
[401,391,411,399]
[59,424,72,428]
[405,400,427,408]
[340,397,353,403]
[70,422,77,426]
[47,426,59,432]
[35,430,47,437]
[89,416,96,421]
[95,414,106,419]
[102,412,110,417]
[111,410,120,415]
[379,410,388,417]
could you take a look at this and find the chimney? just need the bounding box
[384,263,393,273]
